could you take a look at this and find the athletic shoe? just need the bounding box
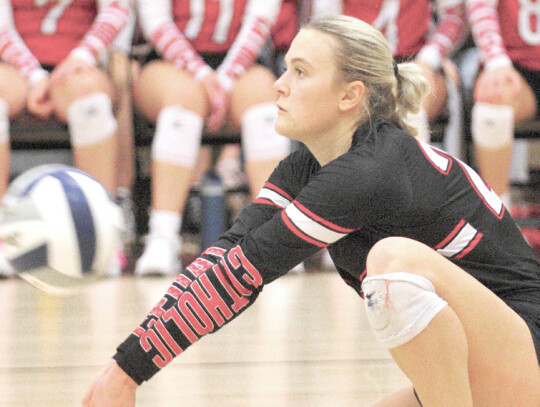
[135,234,182,277]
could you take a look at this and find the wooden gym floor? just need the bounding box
[0,270,410,407]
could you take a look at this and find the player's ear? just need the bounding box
[338,80,366,113]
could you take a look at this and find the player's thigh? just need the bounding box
[475,70,537,122]
[366,237,540,407]
[132,60,207,122]
[0,63,28,116]
[422,70,447,120]
[228,65,277,128]
[50,66,114,122]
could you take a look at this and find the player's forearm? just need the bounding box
[417,0,468,69]
[113,245,263,384]
[466,0,512,69]
[71,0,133,65]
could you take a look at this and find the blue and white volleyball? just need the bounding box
[0,164,124,294]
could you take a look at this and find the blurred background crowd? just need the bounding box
[0,0,539,279]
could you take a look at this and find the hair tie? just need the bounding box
[393,60,399,78]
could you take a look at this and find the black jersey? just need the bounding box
[233,120,540,296]
[114,120,539,383]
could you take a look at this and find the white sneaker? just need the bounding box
[135,235,181,277]
[0,248,14,278]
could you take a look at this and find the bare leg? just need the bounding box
[366,237,540,407]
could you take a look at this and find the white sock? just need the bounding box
[148,209,182,239]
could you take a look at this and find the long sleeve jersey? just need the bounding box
[114,120,540,384]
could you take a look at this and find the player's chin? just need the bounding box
[274,119,293,140]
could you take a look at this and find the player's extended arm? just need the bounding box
[0,0,48,85]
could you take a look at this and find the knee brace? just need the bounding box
[472,102,514,149]
[152,105,203,168]
[361,272,448,349]
[0,99,8,143]
[67,92,117,147]
[242,102,291,161]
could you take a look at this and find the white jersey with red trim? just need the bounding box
[112,120,539,384]
[137,0,281,86]
[0,0,132,82]
[467,0,540,71]
[311,0,467,66]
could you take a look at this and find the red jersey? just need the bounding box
[311,0,466,68]
[11,0,97,65]
[271,0,298,52]
[0,0,131,82]
[138,0,282,87]
[343,0,431,57]
[468,0,540,71]
[172,0,248,54]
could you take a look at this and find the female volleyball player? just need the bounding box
[83,15,540,407]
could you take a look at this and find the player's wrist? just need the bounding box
[109,359,139,389]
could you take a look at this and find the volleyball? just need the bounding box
[0,164,124,294]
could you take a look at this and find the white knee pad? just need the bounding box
[361,272,448,349]
[242,102,291,161]
[472,102,514,149]
[67,92,117,147]
[0,99,8,143]
[152,105,203,168]
[407,108,429,143]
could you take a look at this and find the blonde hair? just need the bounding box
[304,15,429,138]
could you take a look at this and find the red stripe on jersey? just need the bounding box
[455,232,483,259]
[281,211,327,248]
[253,197,283,208]
[435,219,466,250]
[293,201,356,233]
[263,182,293,201]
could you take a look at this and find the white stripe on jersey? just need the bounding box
[284,203,348,245]
[436,222,478,257]
[255,187,291,208]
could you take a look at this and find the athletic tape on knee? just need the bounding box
[361,272,448,349]
[471,102,514,149]
[152,105,203,167]
[242,102,291,161]
[67,92,117,147]
[0,99,9,143]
